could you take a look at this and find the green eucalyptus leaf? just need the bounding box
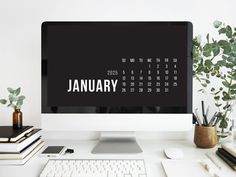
[197,66,204,72]
[218,40,231,54]
[17,100,23,106]
[8,95,15,102]
[203,43,212,57]
[211,72,216,76]
[213,20,222,28]
[14,87,21,96]
[229,39,235,43]
[218,40,228,47]
[204,68,210,73]
[206,33,209,43]
[227,56,235,63]
[222,91,231,101]
[232,72,236,80]
[230,89,236,94]
[201,83,207,87]
[211,88,215,92]
[226,25,232,38]
[216,59,226,66]
[226,62,235,68]
[215,103,222,107]
[222,81,230,87]
[214,65,220,70]
[230,84,236,89]
[7,87,14,94]
[205,60,213,68]
[223,48,231,54]
[212,43,220,56]
[219,28,226,34]
[222,96,228,101]
[18,95,25,100]
[0,99,7,104]
[214,96,220,100]
[198,89,204,92]
[200,58,204,65]
[232,41,236,52]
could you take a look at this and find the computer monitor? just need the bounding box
[41,22,193,153]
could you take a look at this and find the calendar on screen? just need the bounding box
[45,22,191,110]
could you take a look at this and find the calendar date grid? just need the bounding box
[107,57,179,94]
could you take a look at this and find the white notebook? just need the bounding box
[161,159,213,177]
[0,141,44,165]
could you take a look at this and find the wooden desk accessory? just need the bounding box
[193,101,219,148]
[194,125,217,148]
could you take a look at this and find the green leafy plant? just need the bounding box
[6,87,26,110]
[193,20,236,137]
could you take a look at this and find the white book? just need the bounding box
[0,138,42,159]
[0,141,44,165]
[221,143,236,158]
[0,129,41,152]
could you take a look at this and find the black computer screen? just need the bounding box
[42,22,192,113]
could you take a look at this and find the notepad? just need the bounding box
[161,160,212,177]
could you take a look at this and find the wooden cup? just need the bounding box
[194,125,217,148]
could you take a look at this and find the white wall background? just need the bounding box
[0,0,235,139]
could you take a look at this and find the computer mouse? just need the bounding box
[164,148,184,159]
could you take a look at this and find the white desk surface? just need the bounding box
[0,139,235,177]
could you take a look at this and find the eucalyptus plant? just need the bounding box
[193,20,236,136]
[6,87,25,110]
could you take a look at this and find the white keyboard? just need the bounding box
[39,159,147,177]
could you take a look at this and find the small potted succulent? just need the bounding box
[193,20,236,142]
[0,87,25,129]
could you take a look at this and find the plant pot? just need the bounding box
[194,125,217,148]
[12,109,22,129]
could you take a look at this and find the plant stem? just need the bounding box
[221,77,232,134]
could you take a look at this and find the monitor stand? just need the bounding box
[91,131,143,154]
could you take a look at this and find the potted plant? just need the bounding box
[1,87,26,129]
[193,20,236,141]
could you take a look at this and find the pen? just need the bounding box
[206,106,210,118]
[193,113,201,126]
[206,153,222,170]
[201,101,208,126]
[208,112,217,127]
[193,113,198,125]
[194,108,202,126]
